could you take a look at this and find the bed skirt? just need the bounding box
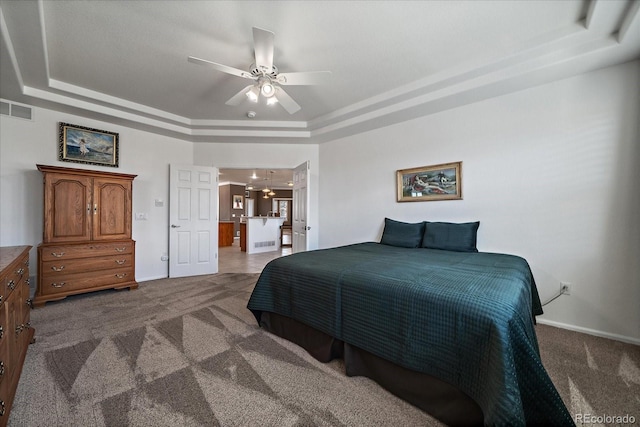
[259,311,483,427]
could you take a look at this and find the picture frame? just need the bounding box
[58,122,119,167]
[233,195,244,210]
[397,161,462,202]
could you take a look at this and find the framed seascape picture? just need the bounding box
[233,195,244,210]
[397,161,462,202]
[58,122,119,167]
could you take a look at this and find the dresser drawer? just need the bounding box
[42,254,133,275]
[1,257,28,304]
[39,268,135,296]
[0,303,6,353]
[0,361,11,417]
[39,241,133,261]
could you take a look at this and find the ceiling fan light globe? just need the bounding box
[266,96,278,106]
[246,86,260,102]
[261,83,275,97]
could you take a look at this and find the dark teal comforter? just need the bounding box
[247,242,573,426]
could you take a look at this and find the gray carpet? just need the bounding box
[9,273,640,426]
[9,274,440,426]
[536,323,640,424]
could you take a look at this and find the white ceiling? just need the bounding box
[1,0,639,144]
[219,168,293,190]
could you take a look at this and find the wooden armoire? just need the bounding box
[35,164,138,307]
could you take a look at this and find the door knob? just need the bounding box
[171,224,181,228]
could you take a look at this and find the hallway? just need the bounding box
[218,238,292,274]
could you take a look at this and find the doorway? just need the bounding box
[217,167,295,267]
[276,198,292,247]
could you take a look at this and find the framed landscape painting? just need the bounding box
[58,122,119,167]
[397,161,462,202]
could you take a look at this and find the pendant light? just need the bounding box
[262,169,270,194]
[268,171,276,197]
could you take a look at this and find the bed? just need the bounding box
[247,220,574,426]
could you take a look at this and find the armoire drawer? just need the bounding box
[42,254,134,275]
[39,268,135,296]
[39,241,133,261]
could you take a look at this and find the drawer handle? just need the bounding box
[24,259,29,267]
[0,399,5,416]
[115,273,127,279]
[26,278,30,286]
[0,361,4,377]
[51,252,65,258]
[115,259,126,265]
[0,326,3,339]
[16,267,25,275]
[7,280,15,290]
[26,298,33,308]
[15,323,31,335]
[115,247,127,253]
[51,282,66,288]
[51,265,65,272]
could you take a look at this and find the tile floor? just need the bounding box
[218,238,292,274]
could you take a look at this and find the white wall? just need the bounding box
[0,108,193,281]
[193,142,319,250]
[319,61,640,343]
[2,61,637,343]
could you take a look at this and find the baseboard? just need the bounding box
[137,274,169,282]
[536,318,640,345]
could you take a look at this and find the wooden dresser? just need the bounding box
[35,165,138,307]
[0,245,33,425]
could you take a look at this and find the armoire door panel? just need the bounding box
[92,178,132,240]
[44,174,92,243]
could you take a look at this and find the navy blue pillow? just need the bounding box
[422,221,480,252]
[380,218,425,248]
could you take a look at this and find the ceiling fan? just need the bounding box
[188,27,331,114]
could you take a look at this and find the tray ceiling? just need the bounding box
[1,0,639,144]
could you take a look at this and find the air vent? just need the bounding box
[254,240,276,248]
[0,99,33,121]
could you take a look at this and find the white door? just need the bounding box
[246,198,254,217]
[292,161,310,253]
[169,164,219,278]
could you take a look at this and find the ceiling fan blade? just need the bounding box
[275,87,301,114]
[276,71,332,86]
[252,27,275,73]
[188,56,253,79]
[225,85,254,106]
